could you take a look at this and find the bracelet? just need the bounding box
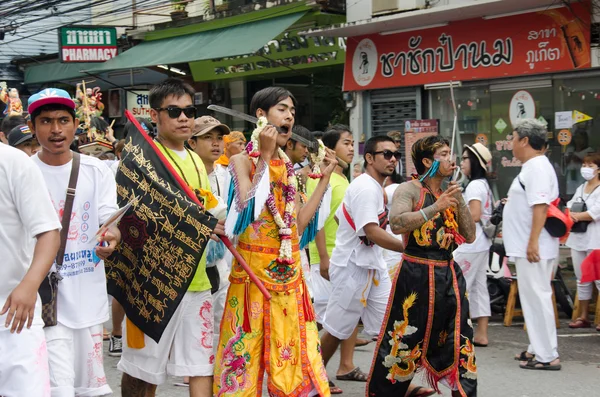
[419,209,428,221]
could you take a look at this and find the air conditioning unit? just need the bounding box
[372,0,427,17]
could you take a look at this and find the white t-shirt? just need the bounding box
[0,145,61,329]
[455,179,493,254]
[566,182,600,251]
[330,173,387,271]
[32,153,118,329]
[503,155,559,260]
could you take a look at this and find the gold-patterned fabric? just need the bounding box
[214,159,330,397]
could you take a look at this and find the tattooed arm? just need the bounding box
[456,194,477,244]
[389,181,462,235]
[389,181,439,234]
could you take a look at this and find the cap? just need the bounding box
[224,131,246,146]
[8,124,34,147]
[464,142,492,170]
[193,116,231,137]
[387,130,402,141]
[28,88,76,115]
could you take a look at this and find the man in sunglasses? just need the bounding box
[118,78,225,397]
[320,135,405,383]
[367,135,477,397]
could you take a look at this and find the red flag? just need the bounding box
[580,250,600,283]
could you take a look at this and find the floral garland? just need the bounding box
[247,117,297,264]
[308,139,326,179]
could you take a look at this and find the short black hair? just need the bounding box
[463,147,487,181]
[322,128,350,151]
[30,104,76,124]
[149,78,195,109]
[363,135,395,168]
[329,124,351,134]
[312,130,324,140]
[411,135,450,175]
[249,87,297,117]
[290,125,312,149]
[1,115,27,133]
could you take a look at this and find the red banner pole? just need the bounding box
[125,111,271,300]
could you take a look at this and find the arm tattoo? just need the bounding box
[456,195,476,243]
[389,182,440,234]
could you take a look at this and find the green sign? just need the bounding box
[189,31,346,81]
[59,26,118,63]
[495,118,507,134]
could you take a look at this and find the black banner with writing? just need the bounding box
[106,115,217,343]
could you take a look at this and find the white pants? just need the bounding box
[0,326,50,397]
[454,250,491,319]
[119,290,214,385]
[514,257,559,363]
[322,261,391,340]
[44,323,112,397]
[212,258,231,334]
[571,249,600,301]
[309,264,333,323]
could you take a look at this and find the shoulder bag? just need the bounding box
[38,152,80,327]
[570,184,600,234]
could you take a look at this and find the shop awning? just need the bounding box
[84,12,307,74]
[24,61,99,85]
[301,0,559,37]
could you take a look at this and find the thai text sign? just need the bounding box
[59,26,118,63]
[127,91,152,117]
[190,31,346,81]
[344,3,590,91]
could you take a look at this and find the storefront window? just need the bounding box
[553,77,600,198]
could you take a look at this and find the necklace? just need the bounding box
[247,117,297,264]
[156,139,206,206]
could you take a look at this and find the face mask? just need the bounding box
[580,167,597,181]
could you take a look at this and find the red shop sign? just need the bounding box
[343,3,591,91]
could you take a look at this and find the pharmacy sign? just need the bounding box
[59,26,118,63]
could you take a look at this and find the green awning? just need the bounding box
[84,12,307,74]
[24,61,99,85]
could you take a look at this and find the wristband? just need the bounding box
[419,209,428,221]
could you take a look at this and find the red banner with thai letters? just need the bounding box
[343,3,591,91]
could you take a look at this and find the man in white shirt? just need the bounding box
[0,144,61,397]
[27,88,122,396]
[503,118,561,371]
[188,115,230,331]
[320,136,404,381]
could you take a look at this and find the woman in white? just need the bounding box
[454,143,493,347]
[566,153,600,331]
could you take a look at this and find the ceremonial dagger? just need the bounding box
[207,104,348,169]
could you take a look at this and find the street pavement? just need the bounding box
[103,315,600,396]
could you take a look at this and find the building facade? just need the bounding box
[306,0,600,198]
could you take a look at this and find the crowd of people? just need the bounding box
[1,77,598,397]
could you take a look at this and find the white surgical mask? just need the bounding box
[580,167,597,181]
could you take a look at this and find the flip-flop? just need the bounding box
[473,342,488,347]
[519,359,561,371]
[355,338,371,347]
[407,386,436,397]
[328,380,343,394]
[336,367,368,382]
[173,382,189,387]
[568,318,591,329]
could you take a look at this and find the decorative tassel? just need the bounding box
[422,366,443,395]
[242,278,252,333]
[302,280,315,322]
[299,209,319,249]
[234,197,255,235]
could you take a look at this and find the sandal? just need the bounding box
[568,318,591,329]
[519,359,561,371]
[328,380,343,394]
[407,386,436,397]
[336,367,368,382]
[514,351,534,361]
[355,338,371,347]
[597,324,600,332]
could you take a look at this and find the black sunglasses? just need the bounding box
[372,150,402,161]
[154,106,196,119]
